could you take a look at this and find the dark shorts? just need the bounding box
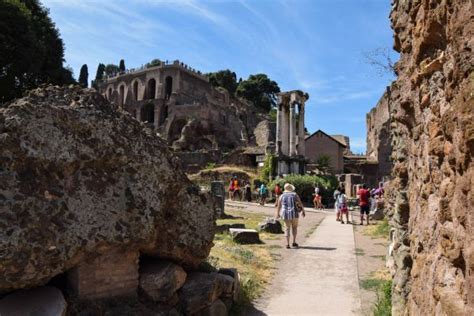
[360,205,370,214]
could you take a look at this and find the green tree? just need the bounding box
[207,69,238,96]
[104,64,119,76]
[119,59,125,72]
[0,0,75,102]
[315,155,331,173]
[78,64,88,87]
[146,59,161,68]
[236,74,280,112]
[92,63,105,89]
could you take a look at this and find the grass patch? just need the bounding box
[355,248,365,256]
[211,209,282,311]
[370,255,386,261]
[364,219,390,239]
[360,278,385,290]
[373,280,392,316]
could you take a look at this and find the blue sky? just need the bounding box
[42,0,398,153]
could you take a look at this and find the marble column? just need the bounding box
[281,105,289,155]
[276,104,282,154]
[289,102,296,156]
[298,103,305,156]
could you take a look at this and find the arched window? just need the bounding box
[165,76,173,100]
[141,103,154,123]
[147,79,156,99]
[160,105,168,125]
[133,81,139,101]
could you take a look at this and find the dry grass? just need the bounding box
[210,209,283,308]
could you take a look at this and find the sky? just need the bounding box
[42,0,398,153]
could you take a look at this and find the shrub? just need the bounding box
[373,280,392,316]
[268,174,338,206]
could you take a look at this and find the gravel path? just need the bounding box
[251,214,362,316]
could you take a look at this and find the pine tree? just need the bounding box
[78,64,88,87]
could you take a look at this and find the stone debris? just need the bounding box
[179,272,235,315]
[0,286,67,316]
[229,228,261,244]
[139,260,187,304]
[258,218,284,234]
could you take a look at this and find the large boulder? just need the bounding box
[0,286,67,316]
[229,228,261,244]
[0,85,216,293]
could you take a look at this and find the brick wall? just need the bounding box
[68,250,139,299]
[305,131,344,174]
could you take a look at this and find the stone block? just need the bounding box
[139,260,187,303]
[229,228,261,244]
[215,223,245,234]
[258,218,283,234]
[68,250,139,300]
[0,286,67,316]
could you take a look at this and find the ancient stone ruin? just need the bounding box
[98,60,266,170]
[378,0,473,314]
[275,90,308,175]
[0,85,240,314]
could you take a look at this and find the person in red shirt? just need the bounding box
[358,184,371,225]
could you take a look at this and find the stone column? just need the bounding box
[281,105,289,156]
[276,103,282,154]
[154,105,160,129]
[297,102,305,156]
[136,107,141,121]
[289,102,296,156]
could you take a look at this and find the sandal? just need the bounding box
[292,243,299,248]
[286,245,290,249]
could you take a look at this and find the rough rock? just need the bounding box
[179,272,234,315]
[253,120,276,148]
[258,218,284,234]
[215,223,245,234]
[0,286,67,316]
[218,268,240,302]
[382,1,474,314]
[0,85,215,292]
[199,299,228,316]
[139,260,187,303]
[370,199,385,221]
[229,228,261,244]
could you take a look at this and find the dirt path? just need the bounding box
[247,213,361,316]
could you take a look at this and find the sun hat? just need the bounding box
[283,183,295,192]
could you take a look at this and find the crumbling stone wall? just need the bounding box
[366,86,393,179]
[385,1,473,315]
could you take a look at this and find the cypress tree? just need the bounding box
[119,59,125,72]
[78,64,88,87]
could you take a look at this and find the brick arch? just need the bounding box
[145,78,157,100]
[130,78,143,101]
[106,84,114,101]
[117,82,127,107]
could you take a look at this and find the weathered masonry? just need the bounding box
[98,60,259,152]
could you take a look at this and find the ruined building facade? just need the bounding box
[99,60,261,156]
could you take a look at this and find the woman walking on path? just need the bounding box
[244,182,252,202]
[337,188,350,224]
[276,183,305,249]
